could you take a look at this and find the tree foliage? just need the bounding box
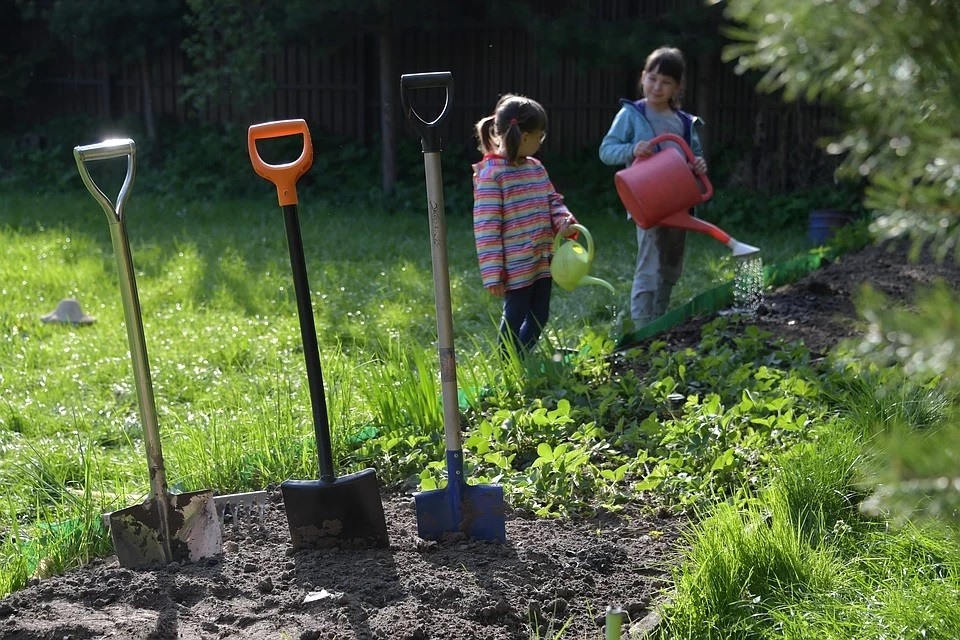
[0,2,47,107]
[489,0,726,72]
[716,0,960,248]
[179,0,282,119]
[179,0,484,115]
[715,0,960,526]
[18,0,183,139]
[18,0,183,65]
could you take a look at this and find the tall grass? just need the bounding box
[661,414,960,640]
[0,186,808,595]
[359,338,444,438]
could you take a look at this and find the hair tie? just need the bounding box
[509,118,519,126]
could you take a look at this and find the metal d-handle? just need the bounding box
[73,139,137,225]
[400,72,453,153]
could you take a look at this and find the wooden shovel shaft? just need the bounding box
[421,152,462,452]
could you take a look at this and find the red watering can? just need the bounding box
[614,133,759,258]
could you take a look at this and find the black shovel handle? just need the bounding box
[248,120,336,483]
[400,72,453,153]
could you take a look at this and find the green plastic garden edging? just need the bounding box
[614,251,829,350]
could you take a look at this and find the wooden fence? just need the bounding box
[20,7,839,191]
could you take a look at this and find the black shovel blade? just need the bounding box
[109,489,221,569]
[281,468,389,549]
[414,480,506,543]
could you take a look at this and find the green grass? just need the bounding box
[658,370,960,640]
[6,184,956,640]
[0,184,814,599]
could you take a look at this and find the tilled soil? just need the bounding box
[638,239,960,359]
[2,240,958,640]
[0,492,680,640]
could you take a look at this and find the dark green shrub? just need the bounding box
[2,118,865,229]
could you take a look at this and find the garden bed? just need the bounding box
[0,492,680,640]
[1,240,958,640]
[625,239,960,359]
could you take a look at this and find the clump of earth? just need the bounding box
[2,240,958,640]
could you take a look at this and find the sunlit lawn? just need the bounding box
[0,182,807,592]
[0,183,806,497]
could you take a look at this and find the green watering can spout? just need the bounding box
[579,275,616,294]
[551,224,615,294]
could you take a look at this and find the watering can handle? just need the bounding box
[570,224,593,260]
[248,119,315,207]
[553,223,594,257]
[400,72,453,153]
[644,133,713,201]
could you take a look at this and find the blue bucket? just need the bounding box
[808,210,853,245]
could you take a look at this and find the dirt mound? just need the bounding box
[0,493,680,640]
[2,240,957,640]
[642,240,960,358]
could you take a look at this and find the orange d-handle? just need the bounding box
[248,119,314,207]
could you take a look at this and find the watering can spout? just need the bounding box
[727,238,761,259]
[580,275,615,294]
[659,212,762,259]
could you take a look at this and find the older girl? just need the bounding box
[600,46,707,328]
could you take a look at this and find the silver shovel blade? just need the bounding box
[109,490,221,569]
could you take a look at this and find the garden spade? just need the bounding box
[401,72,506,543]
[247,119,389,549]
[73,139,221,569]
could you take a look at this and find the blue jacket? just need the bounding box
[599,99,704,168]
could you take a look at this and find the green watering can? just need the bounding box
[551,223,615,294]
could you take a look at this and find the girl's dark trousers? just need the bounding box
[499,277,552,357]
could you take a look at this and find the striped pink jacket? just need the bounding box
[472,155,576,291]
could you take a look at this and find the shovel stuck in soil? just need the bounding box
[248,120,389,549]
[74,139,221,568]
[401,72,507,543]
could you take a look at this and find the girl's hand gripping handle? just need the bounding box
[400,72,453,153]
[248,119,314,206]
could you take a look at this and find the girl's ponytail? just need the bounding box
[475,94,548,164]
[499,119,524,164]
[475,115,497,154]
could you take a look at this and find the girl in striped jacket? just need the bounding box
[473,94,577,357]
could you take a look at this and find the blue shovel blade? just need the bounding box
[414,482,506,543]
[413,451,506,543]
